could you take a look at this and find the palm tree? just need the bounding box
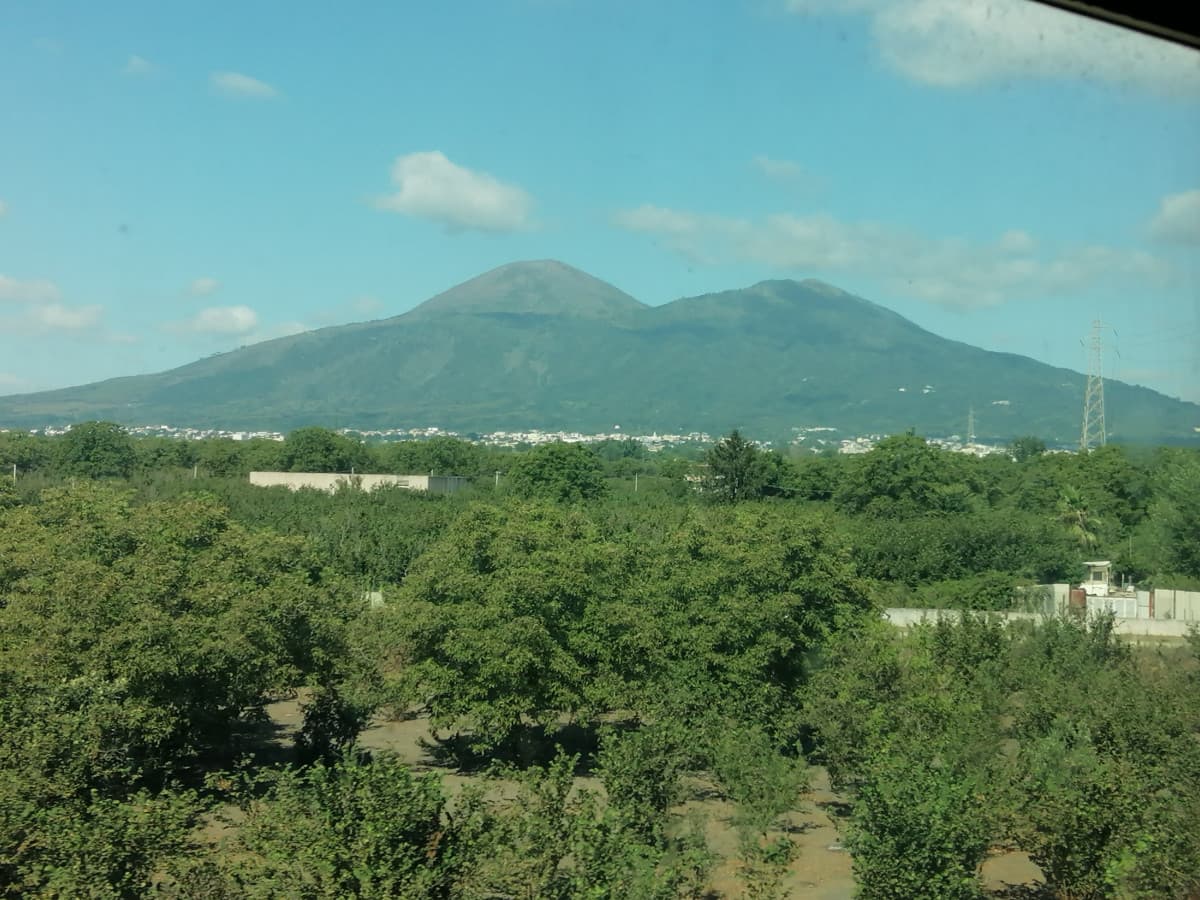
[1057,485,1100,551]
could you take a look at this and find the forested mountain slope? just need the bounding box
[1,260,1195,444]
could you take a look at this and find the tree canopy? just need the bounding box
[507,441,607,503]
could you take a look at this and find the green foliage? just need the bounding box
[56,421,136,479]
[596,723,690,845]
[1008,435,1046,462]
[281,426,367,473]
[1,785,200,898]
[214,754,462,898]
[383,435,484,475]
[3,426,1199,898]
[849,754,991,900]
[801,621,904,786]
[711,726,807,900]
[0,484,360,779]
[806,612,1200,900]
[703,430,773,502]
[0,430,52,474]
[1152,449,1200,578]
[468,752,712,900]
[386,502,627,749]
[644,505,871,737]
[1001,615,1200,899]
[851,509,1076,587]
[835,434,978,518]
[507,441,608,503]
[294,685,372,765]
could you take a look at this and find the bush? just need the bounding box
[596,723,689,845]
[217,754,462,898]
[849,752,991,900]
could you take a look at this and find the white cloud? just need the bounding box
[752,154,807,182]
[1149,189,1200,245]
[375,151,534,233]
[123,55,156,76]
[612,205,748,265]
[998,229,1036,254]
[238,319,309,347]
[185,305,259,334]
[613,204,1170,309]
[0,373,27,389]
[351,295,384,315]
[28,303,104,330]
[0,274,62,304]
[0,274,107,332]
[787,0,1200,95]
[189,276,221,297]
[210,71,279,99]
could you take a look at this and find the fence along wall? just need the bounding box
[248,472,466,494]
[1044,583,1200,623]
[1149,588,1200,622]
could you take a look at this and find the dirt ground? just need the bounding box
[238,699,1043,899]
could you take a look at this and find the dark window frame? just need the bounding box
[1032,1,1199,50]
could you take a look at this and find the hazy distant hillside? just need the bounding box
[1,260,1196,445]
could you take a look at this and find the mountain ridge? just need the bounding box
[0,261,1196,445]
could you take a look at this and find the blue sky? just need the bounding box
[2,0,1198,405]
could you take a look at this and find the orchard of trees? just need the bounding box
[1,422,1199,897]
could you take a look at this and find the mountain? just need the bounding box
[1,260,1196,445]
[408,259,646,320]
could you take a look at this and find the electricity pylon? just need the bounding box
[1080,320,1108,452]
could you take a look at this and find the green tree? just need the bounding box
[711,726,807,900]
[1152,449,1200,578]
[1,782,200,899]
[195,439,247,477]
[0,431,52,475]
[644,505,870,737]
[1057,484,1100,552]
[595,723,690,845]
[468,752,711,900]
[1008,435,1046,462]
[207,755,464,898]
[835,433,975,517]
[133,437,196,472]
[385,437,483,475]
[849,753,992,900]
[281,426,367,473]
[56,421,136,479]
[703,430,770,502]
[0,484,360,777]
[384,503,626,750]
[507,442,607,503]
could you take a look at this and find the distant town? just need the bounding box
[7,422,1043,458]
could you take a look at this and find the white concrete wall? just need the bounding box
[1152,589,1200,622]
[248,471,471,493]
[1050,583,1071,614]
[882,608,1042,628]
[250,471,430,492]
[882,607,1194,639]
[1087,595,1139,619]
